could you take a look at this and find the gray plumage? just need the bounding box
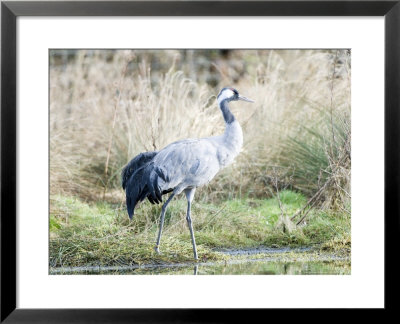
[122,87,254,259]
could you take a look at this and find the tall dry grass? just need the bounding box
[50,49,351,208]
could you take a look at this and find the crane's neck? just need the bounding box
[219,99,236,124]
[219,99,243,155]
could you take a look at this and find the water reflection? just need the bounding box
[51,259,350,275]
[185,260,350,275]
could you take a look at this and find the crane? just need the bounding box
[122,87,254,260]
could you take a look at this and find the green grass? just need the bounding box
[49,190,350,267]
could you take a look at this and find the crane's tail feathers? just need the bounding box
[146,165,167,204]
[125,168,147,219]
[147,195,156,204]
[122,151,158,219]
[121,151,158,190]
[123,152,172,219]
[126,196,136,220]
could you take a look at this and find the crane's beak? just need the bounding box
[238,95,254,103]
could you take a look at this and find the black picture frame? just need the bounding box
[1,0,398,322]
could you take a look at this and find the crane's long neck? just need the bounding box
[219,99,243,154]
[220,100,236,124]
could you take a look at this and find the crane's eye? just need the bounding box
[228,88,236,94]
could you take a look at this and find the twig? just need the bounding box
[290,177,331,222]
[102,59,130,199]
[329,50,339,152]
[202,204,228,228]
[272,171,285,220]
[268,167,293,232]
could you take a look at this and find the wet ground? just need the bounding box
[49,247,350,275]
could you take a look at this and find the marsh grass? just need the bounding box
[50,191,350,267]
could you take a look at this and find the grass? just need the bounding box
[49,190,350,267]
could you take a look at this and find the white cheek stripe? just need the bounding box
[217,89,234,105]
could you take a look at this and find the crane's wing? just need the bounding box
[151,138,221,191]
[121,151,157,189]
[122,151,159,219]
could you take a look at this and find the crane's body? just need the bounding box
[122,87,253,260]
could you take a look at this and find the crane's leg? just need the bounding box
[155,193,175,254]
[184,188,198,260]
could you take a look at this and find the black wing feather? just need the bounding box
[122,151,174,219]
[121,151,157,190]
[122,151,157,219]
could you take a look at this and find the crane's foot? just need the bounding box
[154,245,161,254]
[193,247,198,260]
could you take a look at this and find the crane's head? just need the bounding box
[217,87,254,105]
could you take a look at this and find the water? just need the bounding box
[50,248,350,275]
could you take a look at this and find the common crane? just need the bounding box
[122,87,254,260]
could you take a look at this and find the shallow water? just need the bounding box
[50,247,350,275]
